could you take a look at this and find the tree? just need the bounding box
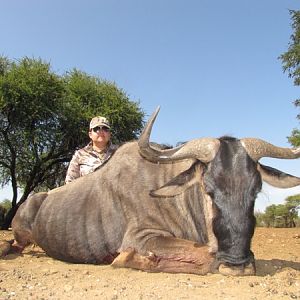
[0,199,11,228]
[279,10,300,146]
[273,204,296,228]
[0,199,12,211]
[285,194,300,221]
[263,204,277,227]
[285,193,300,208]
[254,211,265,227]
[0,56,144,229]
[257,195,300,228]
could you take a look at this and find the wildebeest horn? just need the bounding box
[241,138,300,161]
[138,107,220,163]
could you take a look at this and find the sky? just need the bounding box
[0,0,300,212]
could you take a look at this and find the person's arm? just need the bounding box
[65,151,81,184]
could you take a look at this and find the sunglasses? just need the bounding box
[92,126,110,133]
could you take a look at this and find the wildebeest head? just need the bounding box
[138,107,300,274]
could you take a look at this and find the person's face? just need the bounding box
[89,126,111,145]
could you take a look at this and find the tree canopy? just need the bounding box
[0,56,144,228]
[279,10,300,146]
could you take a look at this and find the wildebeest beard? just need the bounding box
[203,136,262,266]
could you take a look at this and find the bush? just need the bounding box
[0,199,11,228]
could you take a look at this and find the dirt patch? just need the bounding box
[0,227,300,300]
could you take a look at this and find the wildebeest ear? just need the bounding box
[258,163,300,188]
[150,163,202,197]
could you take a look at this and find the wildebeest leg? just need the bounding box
[10,192,48,254]
[112,236,214,275]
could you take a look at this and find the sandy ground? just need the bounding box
[0,227,300,300]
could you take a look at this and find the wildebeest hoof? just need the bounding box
[111,248,159,271]
[111,248,136,267]
[218,262,256,276]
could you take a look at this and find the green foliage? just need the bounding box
[0,57,67,195]
[63,69,144,144]
[262,204,277,227]
[280,10,300,87]
[288,128,300,146]
[285,193,300,216]
[285,193,300,204]
[0,199,12,211]
[0,56,144,216]
[279,10,300,147]
[278,12,300,226]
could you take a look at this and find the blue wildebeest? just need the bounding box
[1,107,300,276]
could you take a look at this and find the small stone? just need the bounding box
[64,285,73,292]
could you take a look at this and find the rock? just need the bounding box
[0,240,12,257]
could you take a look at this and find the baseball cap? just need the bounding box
[89,116,111,129]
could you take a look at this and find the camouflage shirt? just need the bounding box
[65,142,118,184]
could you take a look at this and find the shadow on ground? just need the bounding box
[256,259,300,276]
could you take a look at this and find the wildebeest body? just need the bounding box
[32,142,208,264]
[4,107,300,276]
